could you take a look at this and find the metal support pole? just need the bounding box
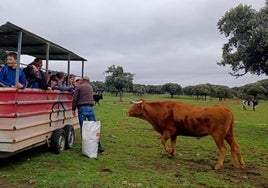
[67,54,71,85]
[82,60,84,78]
[45,43,50,73]
[15,31,22,86]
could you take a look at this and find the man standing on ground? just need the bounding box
[72,76,104,153]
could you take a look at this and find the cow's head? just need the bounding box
[127,98,145,118]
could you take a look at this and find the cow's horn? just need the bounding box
[131,100,143,104]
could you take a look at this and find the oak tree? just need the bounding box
[217,2,268,76]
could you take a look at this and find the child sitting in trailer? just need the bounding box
[0,52,26,89]
[65,74,76,88]
[55,71,74,92]
[47,74,59,90]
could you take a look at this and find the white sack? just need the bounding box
[82,121,101,158]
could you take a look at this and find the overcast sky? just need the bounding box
[0,0,267,87]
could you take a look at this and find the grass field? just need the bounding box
[0,93,267,188]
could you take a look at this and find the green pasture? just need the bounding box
[0,93,267,188]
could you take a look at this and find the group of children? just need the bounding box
[0,52,81,91]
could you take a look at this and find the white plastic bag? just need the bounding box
[82,121,101,158]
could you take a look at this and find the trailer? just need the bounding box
[0,22,87,158]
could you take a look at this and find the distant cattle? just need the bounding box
[243,100,258,111]
[93,94,103,105]
[127,99,245,169]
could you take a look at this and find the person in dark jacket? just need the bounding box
[72,76,104,153]
[23,58,49,89]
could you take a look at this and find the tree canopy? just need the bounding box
[217,2,268,77]
[104,65,133,102]
[162,83,182,98]
[0,49,6,63]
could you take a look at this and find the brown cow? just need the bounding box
[127,99,245,169]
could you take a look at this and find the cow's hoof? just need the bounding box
[168,154,175,159]
[239,163,246,169]
[214,164,222,170]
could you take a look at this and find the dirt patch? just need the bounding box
[0,177,35,188]
[219,164,268,188]
[174,158,268,188]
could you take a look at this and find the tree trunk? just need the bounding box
[119,90,123,102]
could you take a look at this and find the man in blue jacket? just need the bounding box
[0,52,26,88]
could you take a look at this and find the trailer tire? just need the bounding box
[64,125,75,149]
[51,129,66,154]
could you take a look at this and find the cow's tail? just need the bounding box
[226,108,235,139]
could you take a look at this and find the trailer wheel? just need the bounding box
[51,129,66,154]
[64,125,75,149]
